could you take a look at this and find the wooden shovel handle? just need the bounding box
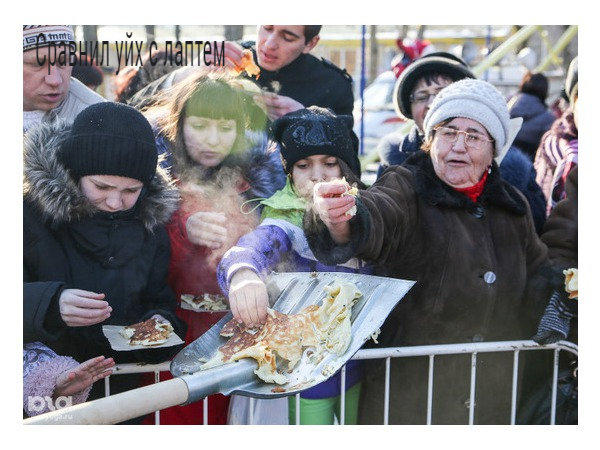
[24,377,189,425]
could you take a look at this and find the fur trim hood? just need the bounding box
[168,131,286,203]
[239,136,286,201]
[23,120,180,230]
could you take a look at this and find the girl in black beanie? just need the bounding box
[23,102,186,420]
[217,106,371,425]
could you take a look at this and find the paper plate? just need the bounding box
[102,325,184,351]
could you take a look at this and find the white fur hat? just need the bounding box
[423,78,521,164]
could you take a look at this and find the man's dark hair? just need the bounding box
[519,71,549,104]
[304,26,322,43]
[72,55,104,89]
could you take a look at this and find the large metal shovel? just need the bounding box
[24,272,414,425]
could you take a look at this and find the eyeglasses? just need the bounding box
[409,90,443,104]
[433,126,494,150]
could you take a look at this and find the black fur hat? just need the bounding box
[394,52,475,120]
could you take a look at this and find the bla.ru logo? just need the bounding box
[28,395,73,412]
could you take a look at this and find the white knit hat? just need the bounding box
[423,78,522,164]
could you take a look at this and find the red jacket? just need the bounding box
[143,177,260,425]
[167,178,259,344]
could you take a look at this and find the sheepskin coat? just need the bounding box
[305,150,551,424]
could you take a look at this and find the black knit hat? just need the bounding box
[271,106,360,175]
[60,102,158,184]
[394,51,475,120]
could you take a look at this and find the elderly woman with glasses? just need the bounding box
[303,79,554,424]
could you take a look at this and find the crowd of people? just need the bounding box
[23,25,578,425]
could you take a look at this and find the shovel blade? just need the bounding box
[171,272,414,400]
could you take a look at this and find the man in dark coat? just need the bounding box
[229,25,359,173]
[232,26,354,120]
[128,26,360,172]
[131,26,353,121]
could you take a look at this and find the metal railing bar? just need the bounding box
[154,370,161,425]
[294,393,300,425]
[108,361,171,374]
[427,354,434,425]
[88,340,577,426]
[351,340,578,360]
[510,350,520,425]
[339,364,347,425]
[550,348,560,425]
[204,395,209,425]
[468,352,477,425]
[384,356,391,425]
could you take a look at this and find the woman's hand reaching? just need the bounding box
[312,181,355,244]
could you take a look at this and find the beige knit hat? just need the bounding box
[23,25,75,52]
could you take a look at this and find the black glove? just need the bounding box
[533,289,578,345]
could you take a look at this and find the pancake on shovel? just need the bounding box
[201,281,362,384]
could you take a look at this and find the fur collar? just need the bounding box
[403,150,528,216]
[23,120,180,230]
[171,132,286,204]
[239,139,286,201]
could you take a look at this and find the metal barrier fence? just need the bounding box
[102,339,577,425]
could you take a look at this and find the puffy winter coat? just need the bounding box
[23,342,89,417]
[23,120,186,400]
[508,92,555,159]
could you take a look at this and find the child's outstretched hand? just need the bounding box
[54,356,115,398]
[228,269,269,328]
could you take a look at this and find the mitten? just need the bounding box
[533,289,578,345]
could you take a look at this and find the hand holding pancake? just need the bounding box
[312,181,356,244]
[259,93,304,121]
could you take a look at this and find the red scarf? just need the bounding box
[455,169,489,202]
